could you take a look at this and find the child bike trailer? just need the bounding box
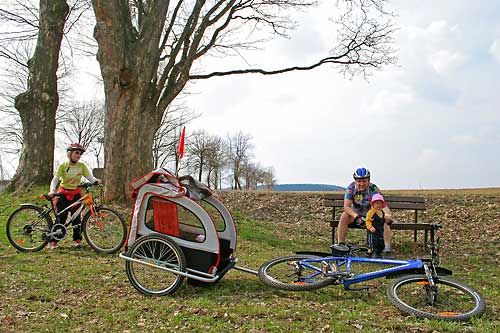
[120,168,251,296]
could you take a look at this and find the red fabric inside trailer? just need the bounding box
[152,198,180,237]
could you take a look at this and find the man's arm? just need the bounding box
[343,198,358,218]
[375,185,393,221]
[383,206,393,222]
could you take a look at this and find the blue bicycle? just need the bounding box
[258,224,485,321]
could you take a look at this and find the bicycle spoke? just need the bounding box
[259,255,333,291]
[126,235,186,295]
[389,275,485,321]
[6,206,51,252]
[83,207,126,254]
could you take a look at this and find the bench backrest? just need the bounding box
[323,193,426,223]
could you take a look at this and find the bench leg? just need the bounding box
[332,227,336,245]
[414,230,417,242]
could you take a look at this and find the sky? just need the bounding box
[2,0,500,190]
[184,0,500,190]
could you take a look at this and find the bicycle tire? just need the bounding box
[82,206,127,254]
[388,274,485,321]
[6,205,52,252]
[125,234,186,296]
[259,254,334,291]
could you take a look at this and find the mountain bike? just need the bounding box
[6,183,127,254]
[258,224,485,322]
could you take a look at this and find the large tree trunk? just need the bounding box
[9,0,69,190]
[92,0,168,202]
[103,92,159,201]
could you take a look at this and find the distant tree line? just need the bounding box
[180,130,276,190]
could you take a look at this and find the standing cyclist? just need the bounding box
[337,167,393,253]
[47,143,101,249]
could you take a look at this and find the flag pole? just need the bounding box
[176,126,186,176]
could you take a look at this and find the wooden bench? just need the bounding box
[323,193,436,247]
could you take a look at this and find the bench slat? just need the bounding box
[329,220,434,230]
[323,193,425,203]
[384,195,425,203]
[323,200,426,210]
[323,192,431,246]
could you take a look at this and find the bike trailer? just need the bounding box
[122,168,238,283]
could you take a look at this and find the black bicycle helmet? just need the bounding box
[353,167,370,179]
[66,143,86,153]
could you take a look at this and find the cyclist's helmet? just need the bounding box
[353,167,370,179]
[66,143,86,153]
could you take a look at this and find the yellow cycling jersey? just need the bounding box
[55,162,91,190]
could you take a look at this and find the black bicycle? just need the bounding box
[6,183,127,254]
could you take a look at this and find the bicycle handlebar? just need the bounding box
[78,181,101,189]
[39,193,64,200]
[40,182,101,200]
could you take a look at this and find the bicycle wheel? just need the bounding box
[6,205,52,252]
[82,206,127,254]
[259,254,334,291]
[389,275,485,321]
[125,234,186,296]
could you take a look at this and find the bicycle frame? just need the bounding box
[43,188,99,239]
[297,255,429,289]
[53,192,93,223]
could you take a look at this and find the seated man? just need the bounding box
[337,167,393,253]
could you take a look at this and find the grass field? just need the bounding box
[0,187,499,332]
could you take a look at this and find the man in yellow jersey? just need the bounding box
[47,143,101,249]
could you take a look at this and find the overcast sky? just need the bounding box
[183,0,500,190]
[3,1,499,190]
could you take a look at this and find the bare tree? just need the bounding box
[226,131,253,190]
[261,166,276,190]
[7,0,70,189]
[241,162,275,190]
[152,103,198,171]
[0,42,36,157]
[58,99,105,166]
[188,130,209,182]
[204,134,225,189]
[0,0,93,189]
[241,161,257,190]
[91,0,396,201]
[187,130,225,188]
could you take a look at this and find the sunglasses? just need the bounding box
[73,151,83,155]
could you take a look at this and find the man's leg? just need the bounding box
[337,212,354,244]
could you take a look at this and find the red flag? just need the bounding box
[177,127,186,159]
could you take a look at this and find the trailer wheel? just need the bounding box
[125,234,186,296]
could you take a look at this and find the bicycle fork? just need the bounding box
[422,263,438,305]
